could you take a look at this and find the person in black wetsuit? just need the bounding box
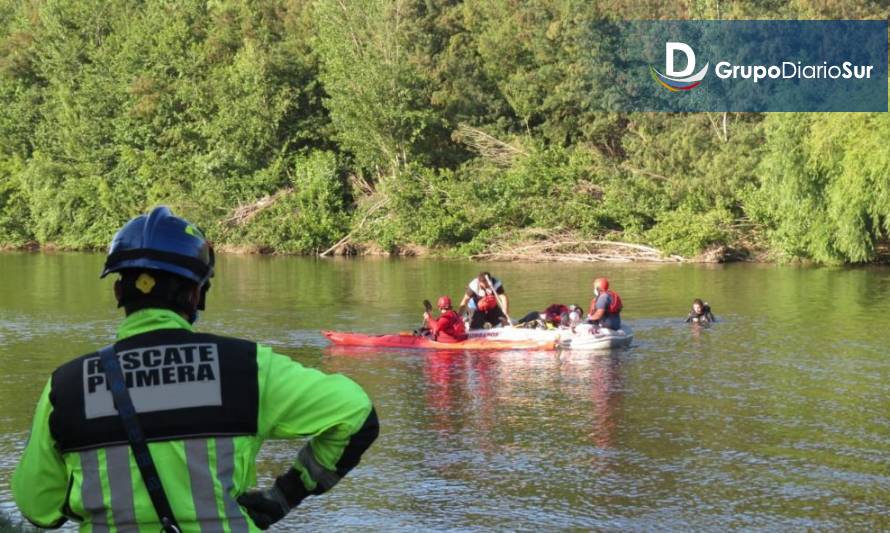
[685,298,716,324]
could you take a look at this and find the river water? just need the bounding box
[0,253,888,530]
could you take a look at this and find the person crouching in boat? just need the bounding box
[458,272,509,329]
[686,298,716,324]
[424,296,468,343]
[587,277,623,330]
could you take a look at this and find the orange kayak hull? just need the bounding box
[322,331,556,351]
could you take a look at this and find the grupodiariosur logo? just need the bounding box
[650,42,709,91]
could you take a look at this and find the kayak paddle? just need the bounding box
[484,274,513,326]
[419,299,432,335]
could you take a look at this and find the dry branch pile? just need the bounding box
[452,123,527,166]
[473,231,684,263]
[319,198,389,256]
[223,188,293,227]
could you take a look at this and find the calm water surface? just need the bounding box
[0,253,888,530]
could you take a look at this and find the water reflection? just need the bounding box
[423,351,471,434]
[327,347,629,452]
[579,353,625,450]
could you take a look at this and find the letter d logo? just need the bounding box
[666,42,696,77]
[650,41,709,92]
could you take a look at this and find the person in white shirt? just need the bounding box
[458,271,509,329]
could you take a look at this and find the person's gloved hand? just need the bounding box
[238,468,309,529]
[237,486,290,530]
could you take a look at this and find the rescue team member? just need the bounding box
[458,272,509,329]
[517,304,585,328]
[12,207,379,532]
[517,303,568,327]
[564,304,585,328]
[423,296,468,343]
[587,277,623,330]
[686,298,716,324]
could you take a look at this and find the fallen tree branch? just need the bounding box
[453,123,528,166]
[471,230,685,263]
[319,198,389,257]
[224,188,293,227]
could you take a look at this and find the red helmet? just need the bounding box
[593,277,609,293]
[437,296,452,309]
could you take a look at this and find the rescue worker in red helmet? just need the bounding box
[424,296,468,343]
[587,277,623,330]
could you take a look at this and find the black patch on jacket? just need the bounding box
[49,329,259,452]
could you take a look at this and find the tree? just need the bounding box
[313,0,439,175]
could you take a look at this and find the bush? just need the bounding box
[646,207,734,257]
[235,151,349,254]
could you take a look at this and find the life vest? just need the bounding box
[429,310,467,342]
[606,290,623,314]
[543,304,569,325]
[477,294,499,313]
[469,277,502,298]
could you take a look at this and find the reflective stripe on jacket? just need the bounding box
[13,308,378,532]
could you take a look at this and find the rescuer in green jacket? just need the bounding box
[12,206,379,532]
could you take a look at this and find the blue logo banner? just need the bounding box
[602,20,888,112]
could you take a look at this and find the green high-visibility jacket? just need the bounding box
[12,309,378,532]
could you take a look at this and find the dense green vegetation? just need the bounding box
[0,0,888,263]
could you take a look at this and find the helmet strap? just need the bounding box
[197,281,211,311]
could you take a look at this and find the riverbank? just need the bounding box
[6,228,887,265]
[0,239,762,264]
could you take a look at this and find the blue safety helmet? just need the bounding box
[101,206,214,286]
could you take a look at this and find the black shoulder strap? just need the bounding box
[99,344,181,533]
